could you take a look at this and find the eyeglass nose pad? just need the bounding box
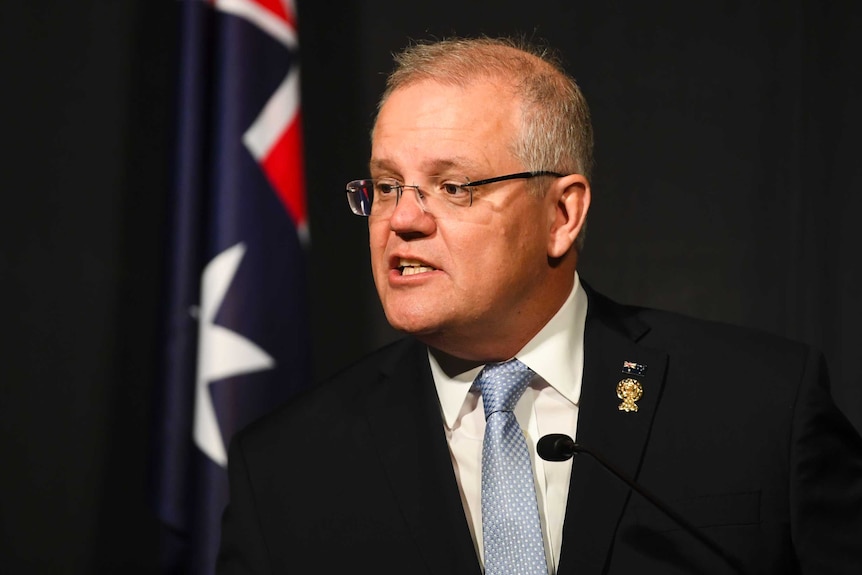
[395,185,429,213]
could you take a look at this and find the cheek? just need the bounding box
[483,222,547,287]
[368,221,389,263]
[443,228,511,295]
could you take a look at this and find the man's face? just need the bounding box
[369,78,562,358]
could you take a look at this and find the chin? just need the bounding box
[386,316,435,336]
[383,307,441,337]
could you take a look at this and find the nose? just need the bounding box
[389,185,435,235]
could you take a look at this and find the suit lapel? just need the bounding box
[361,339,481,575]
[557,288,668,575]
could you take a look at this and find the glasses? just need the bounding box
[345,171,564,217]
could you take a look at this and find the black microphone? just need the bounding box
[537,434,748,575]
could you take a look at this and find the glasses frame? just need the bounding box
[345,170,565,216]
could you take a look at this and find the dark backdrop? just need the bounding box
[1,1,859,572]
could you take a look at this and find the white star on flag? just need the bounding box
[193,242,275,467]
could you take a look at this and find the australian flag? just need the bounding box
[151,1,311,573]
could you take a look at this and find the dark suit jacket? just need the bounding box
[217,287,862,574]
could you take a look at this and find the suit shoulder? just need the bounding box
[231,337,420,450]
[587,286,817,370]
[639,306,811,359]
[634,306,823,394]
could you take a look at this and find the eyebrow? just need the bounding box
[369,156,483,177]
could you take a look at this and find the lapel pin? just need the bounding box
[616,378,643,412]
[622,360,647,377]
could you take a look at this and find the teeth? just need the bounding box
[402,266,434,276]
[399,258,435,275]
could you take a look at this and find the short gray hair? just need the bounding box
[377,36,594,249]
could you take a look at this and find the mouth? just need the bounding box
[397,258,436,276]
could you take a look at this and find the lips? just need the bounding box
[397,257,436,276]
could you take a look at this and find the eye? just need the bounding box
[374,179,401,196]
[440,182,470,197]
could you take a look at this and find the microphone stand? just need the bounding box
[538,434,749,575]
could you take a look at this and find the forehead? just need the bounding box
[371,78,521,174]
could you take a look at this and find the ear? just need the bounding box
[547,174,590,258]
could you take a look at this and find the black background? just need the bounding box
[1,1,860,572]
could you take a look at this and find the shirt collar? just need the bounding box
[431,273,588,429]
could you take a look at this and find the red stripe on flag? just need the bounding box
[248,0,296,28]
[260,116,307,229]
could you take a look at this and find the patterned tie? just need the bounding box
[477,358,549,575]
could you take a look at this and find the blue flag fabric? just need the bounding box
[152,1,311,572]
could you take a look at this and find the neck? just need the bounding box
[421,269,577,363]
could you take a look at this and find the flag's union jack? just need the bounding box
[220,0,308,241]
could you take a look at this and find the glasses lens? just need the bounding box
[346,180,373,216]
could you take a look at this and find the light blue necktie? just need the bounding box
[478,358,549,575]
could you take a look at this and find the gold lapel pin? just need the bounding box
[616,377,643,412]
[617,360,646,412]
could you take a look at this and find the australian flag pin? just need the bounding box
[621,360,647,377]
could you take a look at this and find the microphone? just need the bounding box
[537,434,748,575]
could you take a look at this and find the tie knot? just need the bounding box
[477,358,534,418]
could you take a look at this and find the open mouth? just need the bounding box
[398,258,436,276]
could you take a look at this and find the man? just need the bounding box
[217,37,862,574]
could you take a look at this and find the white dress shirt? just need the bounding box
[430,273,587,574]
